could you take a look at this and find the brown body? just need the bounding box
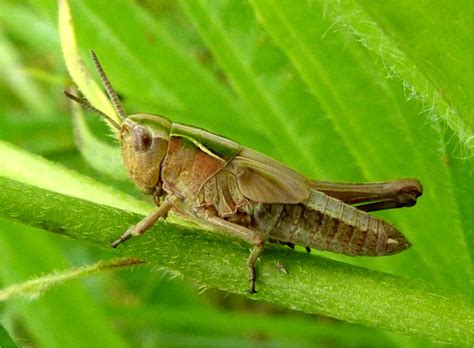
[162,138,410,258]
[66,51,423,293]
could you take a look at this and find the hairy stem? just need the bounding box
[0,177,472,345]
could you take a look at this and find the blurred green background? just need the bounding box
[0,0,472,347]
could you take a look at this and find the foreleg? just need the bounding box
[111,199,174,248]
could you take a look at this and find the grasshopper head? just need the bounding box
[120,114,171,194]
[64,51,172,194]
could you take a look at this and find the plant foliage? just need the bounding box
[0,0,472,346]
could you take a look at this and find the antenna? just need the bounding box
[64,90,121,130]
[90,49,127,121]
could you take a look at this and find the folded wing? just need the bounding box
[233,148,310,204]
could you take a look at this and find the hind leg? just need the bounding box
[203,213,267,293]
[310,179,422,212]
[247,241,265,293]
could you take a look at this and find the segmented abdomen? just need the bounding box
[250,190,410,256]
[195,170,410,256]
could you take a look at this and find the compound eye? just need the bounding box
[132,126,153,152]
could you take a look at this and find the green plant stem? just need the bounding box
[0,177,472,345]
[0,258,143,301]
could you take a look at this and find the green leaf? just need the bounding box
[0,27,50,114]
[58,0,119,129]
[330,0,474,156]
[181,0,360,178]
[1,0,472,346]
[0,140,150,215]
[71,101,127,180]
[0,218,129,348]
[0,324,17,348]
[181,0,472,294]
[58,0,264,147]
[0,176,472,345]
[111,305,401,347]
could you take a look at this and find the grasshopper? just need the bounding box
[65,51,423,293]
